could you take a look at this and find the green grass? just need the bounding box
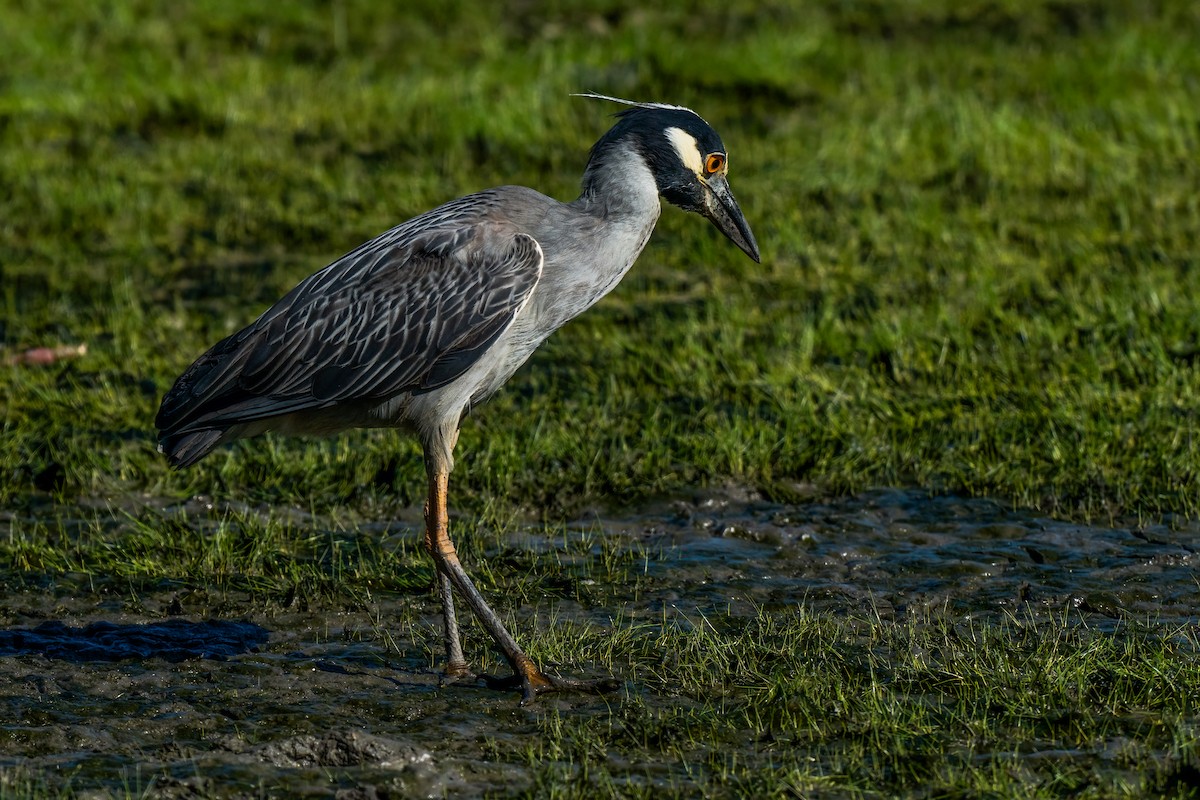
[2,0,1198,519]
[514,607,1200,798]
[2,0,1200,797]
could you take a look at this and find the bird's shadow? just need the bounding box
[0,618,270,662]
[0,619,468,696]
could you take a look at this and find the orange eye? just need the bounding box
[705,153,726,174]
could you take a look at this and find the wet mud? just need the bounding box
[643,488,1199,624]
[1,488,1197,796]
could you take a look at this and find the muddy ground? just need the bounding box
[1,489,1197,797]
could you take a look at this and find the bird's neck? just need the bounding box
[516,140,660,331]
[572,141,661,224]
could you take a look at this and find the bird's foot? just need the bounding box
[438,661,477,686]
[480,668,620,703]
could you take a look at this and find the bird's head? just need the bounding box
[578,93,760,263]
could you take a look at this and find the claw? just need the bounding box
[443,660,473,678]
[479,670,620,702]
[438,663,477,687]
[527,675,621,703]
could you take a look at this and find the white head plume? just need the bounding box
[572,92,706,123]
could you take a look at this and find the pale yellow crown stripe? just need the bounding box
[665,126,705,176]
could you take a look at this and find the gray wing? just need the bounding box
[156,218,543,434]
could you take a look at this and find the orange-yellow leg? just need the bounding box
[422,467,617,701]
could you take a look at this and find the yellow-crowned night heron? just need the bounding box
[156,94,760,700]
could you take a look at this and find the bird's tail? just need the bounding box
[158,428,225,469]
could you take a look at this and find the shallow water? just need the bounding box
[0,488,1196,796]
[627,488,1199,624]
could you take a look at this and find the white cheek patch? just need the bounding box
[665,126,705,176]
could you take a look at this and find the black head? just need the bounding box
[581,94,760,263]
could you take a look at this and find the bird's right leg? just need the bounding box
[425,500,470,678]
[436,567,470,676]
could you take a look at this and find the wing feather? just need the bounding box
[156,208,543,436]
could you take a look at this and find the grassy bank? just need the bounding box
[2,0,1198,519]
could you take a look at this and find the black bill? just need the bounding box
[702,174,760,263]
